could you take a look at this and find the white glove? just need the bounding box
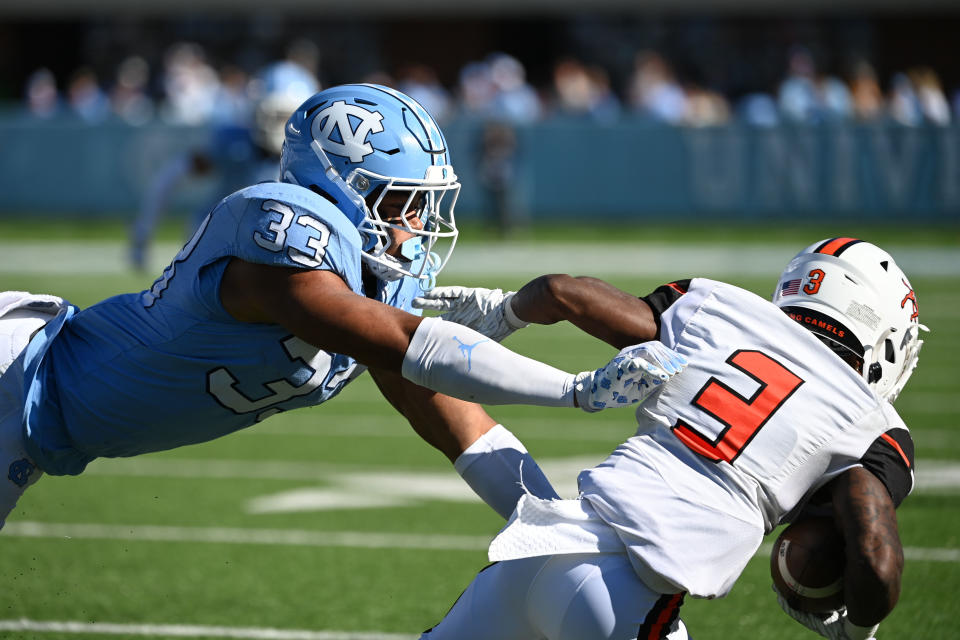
[774,588,879,640]
[413,286,528,342]
[574,342,687,413]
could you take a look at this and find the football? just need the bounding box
[770,515,846,613]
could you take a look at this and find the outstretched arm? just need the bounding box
[415,274,659,349]
[511,274,659,349]
[220,259,667,411]
[221,260,420,371]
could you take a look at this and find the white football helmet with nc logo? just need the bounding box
[773,238,928,402]
[281,83,459,285]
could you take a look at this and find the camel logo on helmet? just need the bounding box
[310,101,384,163]
[901,279,919,321]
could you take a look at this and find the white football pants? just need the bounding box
[0,307,53,529]
[420,552,689,640]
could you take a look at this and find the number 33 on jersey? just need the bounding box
[136,182,369,431]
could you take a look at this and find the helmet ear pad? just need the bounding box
[773,238,927,402]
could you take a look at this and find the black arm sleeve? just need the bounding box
[860,428,915,507]
[640,279,692,340]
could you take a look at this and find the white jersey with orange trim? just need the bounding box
[577,278,909,599]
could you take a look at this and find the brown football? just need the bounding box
[770,515,846,613]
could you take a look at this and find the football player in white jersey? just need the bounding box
[413,237,924,640]
[0,84,683,530]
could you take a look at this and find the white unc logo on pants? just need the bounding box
[310,100,385,162]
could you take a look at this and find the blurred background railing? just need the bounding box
[2,117,957,220]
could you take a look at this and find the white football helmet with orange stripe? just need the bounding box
[773,238,927,402]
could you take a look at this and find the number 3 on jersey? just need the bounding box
[672,350,804,464]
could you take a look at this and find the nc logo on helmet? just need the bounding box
[310,100,384,163]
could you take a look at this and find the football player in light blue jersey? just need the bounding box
[129,60,319,270]
[1,84,684,530]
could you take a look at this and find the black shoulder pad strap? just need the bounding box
[861,428,915,507]
[640,280,692,340]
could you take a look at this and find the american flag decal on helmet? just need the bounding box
[780,279,802,296]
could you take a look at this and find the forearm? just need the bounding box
[368,367,497,462]
[370,367,558,518]
[512,274,658,349]
[401,317,576,407]
[832,467,904,626]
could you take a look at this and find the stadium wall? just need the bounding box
[2,117,958,221]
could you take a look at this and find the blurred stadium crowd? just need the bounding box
[3,16,957,224]
[15,34,960,130]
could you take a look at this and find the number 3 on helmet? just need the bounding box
[280,83,460,285]
[773,238,928,402]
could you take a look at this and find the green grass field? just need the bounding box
[0,224,957,639]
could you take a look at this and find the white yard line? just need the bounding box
[753,542,959,563]
[3,521,957,565]
[0,619,415,640]
[0,521,491,552]
[76,455,960,496]
[0,241,956,278]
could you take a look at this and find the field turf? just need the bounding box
[0,222,956,639]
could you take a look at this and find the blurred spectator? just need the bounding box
[456,54,542,124]
[487,53,542,124]
[627,51,687,124]
[550,57,621,123]
[159,42,221,125]
[24,68,61,119]
[211,65,252,129]
[397,63,453,124]
[909,66,951,126]
[458,60,496,118]
[736,93,780,127]
[848,60,885,121]
[888,72,923,126]
[777,47,819,122]
[455,54,539,234]
[67,66,111,123]
[586,66,622,124]
[778,46,852,123]
[477,121,522,234]
[12,27,960,133]
[110,56,155,125]
[816,74,853,121]
[682,84,730,126]
[551,58,590,115]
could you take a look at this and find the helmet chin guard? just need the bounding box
[280,84,460,284]
[773,238,927,402]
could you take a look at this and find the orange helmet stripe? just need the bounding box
[815,237,863,256]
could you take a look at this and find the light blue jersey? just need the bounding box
[24,182,422,476]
